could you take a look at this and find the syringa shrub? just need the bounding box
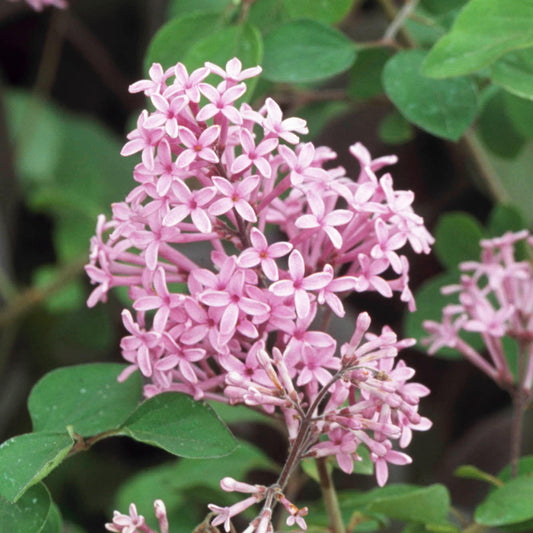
[87,57,434,533]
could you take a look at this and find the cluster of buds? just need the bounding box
[8,0,67,11]
[88,58,433,532]
[424,230,533,394]
[106,500,168,533]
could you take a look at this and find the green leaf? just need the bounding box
[208,401,274,426]
[144,12,227,72]
[422,0,533,78]
[484,139,533,226]
[383,50,478,141]
[420,0,468,15]
[183,23,263,97]
[0,432,73,502]
[28,363,143,436]
[454,465,503,487]
[247,0,290,36]
[120,392,237,458]
[115,441,275,532]
[475,473,533,526]
[293,101,351,141]
[404,12,447,48]
[486,204,527,238]
[367,484,450,525]
[379,110,415,145]
[477,87,525,158]
[433,212,484,270]
[504,91,533,137]
[405,271,483,358]
[348,46,392,101]
[491,48,533,100]
[282,0,354,24]
[166,0,232,19]
[0,483,52,533]
[262,19,357,83]
[40,503,62,533]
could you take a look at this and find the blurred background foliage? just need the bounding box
[1,0,533,531]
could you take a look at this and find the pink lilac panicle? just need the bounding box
[423,230,533,392]
[91,58,433,532]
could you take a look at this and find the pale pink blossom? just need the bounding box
[237,228,292,281]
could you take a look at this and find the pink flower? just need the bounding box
[237,228,292,281]
[262,97,308,144]
[129,63,170,96]
[231,129,278,179]
[295,196,353,250]
[317,265,356,317]
[105,503,145,533]
[270,250,332,318]
[163,180,216,233]
[197,83,247,124]
[176,125,220,167]
[172,63,209,102]
[209,175,259,222]
[199,270,270,336]
[205,57,262,88]
[120,309,160,377]
[121,110,165,169]
[133,267,184,331]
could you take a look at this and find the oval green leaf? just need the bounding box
[504,91,533,138]
[475,473,533,526]
[28,363,143,436]
[491,48,533,101]
[0,432,73,503]
[0,483,51,533]
[367,484,450,525]
[383,50,478,141]
[262,19,357,83]
[484,138,533,226]
[433,212,484,270]
[120,392,237,458]
[348,46,392,101]
[486,204,527,239]
[282,0,354,24]
[144,12,227,72]
[454,465,503,487]
[423,0,533,78]
[477,88,525,158]
[247,0,290,36]
[40,503,62,533]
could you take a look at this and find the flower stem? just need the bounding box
[315,457,346,533]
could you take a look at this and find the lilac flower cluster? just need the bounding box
[424,230,533,393]
[8,0,67,11]
[89,58,433,532]
[106,500,168,533]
